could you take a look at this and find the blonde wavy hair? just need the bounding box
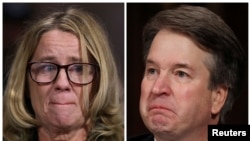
[3,7,124,141]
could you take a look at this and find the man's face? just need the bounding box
[140,29,220,137]
[28,29,90,130]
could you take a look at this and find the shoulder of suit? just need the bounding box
[128,133,154,141]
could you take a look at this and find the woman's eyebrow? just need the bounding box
[33,56,56,62]
[70,57,82,62]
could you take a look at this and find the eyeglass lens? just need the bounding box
[29,62,96,85]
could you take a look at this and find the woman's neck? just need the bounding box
[38,126,88,141]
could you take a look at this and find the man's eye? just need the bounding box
[148,68,156,74]
[176,71,189,78]
[144,67,159,81]
[146,68,157,75]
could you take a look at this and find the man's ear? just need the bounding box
[211,85,228,115]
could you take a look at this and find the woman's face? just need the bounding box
[28,29,91,130]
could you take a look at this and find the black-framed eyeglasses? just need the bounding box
[27,62,99,85]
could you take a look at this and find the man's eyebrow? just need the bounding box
[172,62,196,72]
[146,59,193,69]
[146,59,190,66]
[145,59,157,65]
[172,63,190,69]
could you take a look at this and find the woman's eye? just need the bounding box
[40,64,56,72]
[32,64,57,74]
[73,65,83,72]
[69,65,84,74]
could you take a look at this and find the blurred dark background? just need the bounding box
[127,3,248,138]
[3,3,124,99]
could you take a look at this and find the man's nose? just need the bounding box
[151,73,172,96]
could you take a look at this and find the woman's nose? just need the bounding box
[54,69,71,90]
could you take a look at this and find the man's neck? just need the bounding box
[153,125,208,141]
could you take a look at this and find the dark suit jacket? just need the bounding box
[128,133,154,141]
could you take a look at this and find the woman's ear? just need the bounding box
[211,85,228,115]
